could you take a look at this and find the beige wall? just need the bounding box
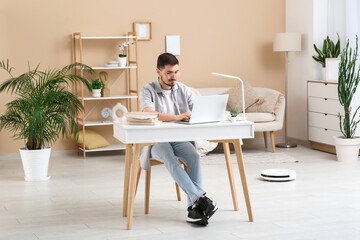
[286,0,313,141]
[0,0,286,154]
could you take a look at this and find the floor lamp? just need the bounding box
[273,33,301,148]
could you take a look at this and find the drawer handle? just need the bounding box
[325,83,327,86]
[324,98,327,100]
[325,128,328,131]
[324,113,327,116]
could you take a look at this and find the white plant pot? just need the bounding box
[118,57,127,67]
[92,89,101,98]
[333,136,360,163]
[19,147,51,181]
[230,117,236,123]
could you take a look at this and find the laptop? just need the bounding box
[175,94,229,124]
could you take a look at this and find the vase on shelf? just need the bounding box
[118,56,127,67]
[92,89,101,98]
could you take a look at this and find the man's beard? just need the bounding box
[160,76,176,88]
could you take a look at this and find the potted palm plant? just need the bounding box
[0,60,93,180]
[333,37,360,162]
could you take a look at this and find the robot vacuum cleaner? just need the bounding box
[260,169,296,182]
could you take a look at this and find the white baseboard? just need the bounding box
[0,149,77,161]
[0,137,310,160]
[244,136,309,148]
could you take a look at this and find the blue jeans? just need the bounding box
[151,142,205,206]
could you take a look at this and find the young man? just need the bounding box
[139,53,217,226]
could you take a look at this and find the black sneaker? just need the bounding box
[186,204,208,226]
[197,195,217,219]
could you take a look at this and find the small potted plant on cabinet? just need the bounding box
[91,78,102,97]
[312,34,341,79]
[0,60,93,181]
[229,107,240,123]
[333,37,360,162]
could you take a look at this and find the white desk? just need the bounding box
[113,120,254,230]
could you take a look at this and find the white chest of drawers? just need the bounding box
[307,81,342,153]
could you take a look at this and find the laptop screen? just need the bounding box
[188,94,229,124]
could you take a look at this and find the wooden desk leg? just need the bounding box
[222,142,239,211]
[126,143,141,230]
[233,139,254,222]
[123,144,132,217]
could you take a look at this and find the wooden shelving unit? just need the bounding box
[73,32,139,158]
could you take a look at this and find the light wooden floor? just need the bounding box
[1,144,360,240]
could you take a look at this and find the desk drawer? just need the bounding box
[308,112,340,131]
[308,82,338,99]
[308,97,343,115]
[308,126,341,145]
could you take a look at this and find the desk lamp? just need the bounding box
[211,72,247,121]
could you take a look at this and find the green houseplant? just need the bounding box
[91,78,102,97]
[91,78,102,89]
[229,107,240,117]
[333,37,360,162]
[312,34,341,68]
[0,60,93,180]
[229,107,240,123]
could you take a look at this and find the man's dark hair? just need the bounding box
[157,53,179,70]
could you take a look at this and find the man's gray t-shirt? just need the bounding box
[140,78,194,114]
[138,78,194,170]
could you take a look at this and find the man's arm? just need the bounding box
[142,107,191,122]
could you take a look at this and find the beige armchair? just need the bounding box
[195,87,285,152]
[249,87,285,152]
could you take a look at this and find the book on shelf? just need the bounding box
[127,117,159,123]
[126,111,158,119]
[127,120,163,126]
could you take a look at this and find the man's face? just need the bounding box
[157,64,180,89]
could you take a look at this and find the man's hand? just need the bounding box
[142,107,191,122]
[177,112,191,122]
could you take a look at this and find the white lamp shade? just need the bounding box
[274,33,302,52]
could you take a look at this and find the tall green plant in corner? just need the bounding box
[338,37,360,138]
[0,60,94,150]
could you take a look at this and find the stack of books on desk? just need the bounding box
[126,112,162,125]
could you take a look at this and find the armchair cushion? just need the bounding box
[247,92,283,114]
[224,79,259,112]
[246,112,276,122]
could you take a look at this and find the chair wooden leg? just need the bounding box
[263,132,268,149]
[145,168,151,214]
[175,183,181,201]
[270,131,275,153]
[175,161,188,201]
[183,165,188,173]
